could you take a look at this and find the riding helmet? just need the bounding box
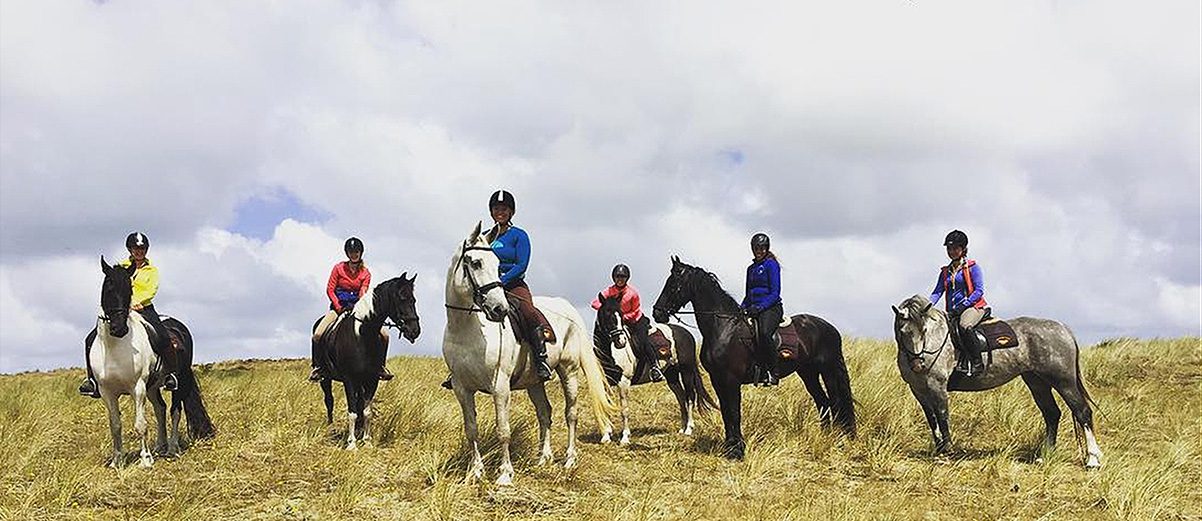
[750,233,770,250]
[612,264,631,279]
[489,190,516,212]
[125,232,150,250]
[344,236,365,253]
[943,230,968,248]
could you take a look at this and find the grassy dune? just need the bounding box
[1,337,1198,520]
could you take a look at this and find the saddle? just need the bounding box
[504,296,558,344]
[648,329,673,360]
[975,317,1020,351]
[774,319,802,361]
[319,311,353,348]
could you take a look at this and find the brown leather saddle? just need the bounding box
[648,329,673,360]
[975,318,1020,351]
[504,295,558,344]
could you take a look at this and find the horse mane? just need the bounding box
[684,264,740,310]
[899,294,944,323]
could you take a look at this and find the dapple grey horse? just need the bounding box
[892,295,1103,468]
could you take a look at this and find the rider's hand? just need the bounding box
[132,303,144,311]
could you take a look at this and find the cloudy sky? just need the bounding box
[1,1,1198,373]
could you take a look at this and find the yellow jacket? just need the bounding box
[118,258,159,308]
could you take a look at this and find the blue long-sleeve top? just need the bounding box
[490,225,530,286]
[741,256,782,313]
[929,260,987,314]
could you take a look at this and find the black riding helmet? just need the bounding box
[612,264,630,279]
[943,230,968,248]
[489,190,516,212]
[126,232,149,250]
[344,236,364,254]
[751,233,770,250]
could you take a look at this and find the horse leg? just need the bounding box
[1020,374,1061,459]
[149,388,169,456]
[663,366,689,435]
[321,379,335,425]
[618,377,632,445]
[453,385,483,482]
[168,390,183,455]
[526,383,554,465]
[931,390,952,454]
[492,382,515,485]
[1051,377,1103,468]
[714,377,745,459]
[799,368,832,428]
[917,400,941,451]
[133,382,153,467]
[343,381,360,451]
[361,381,378,447]
[102,392,123,468]
[558,370,581,469]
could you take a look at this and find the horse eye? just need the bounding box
[471,260,482,269]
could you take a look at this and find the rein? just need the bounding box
[447,244,504,315]
[899,318,951,366]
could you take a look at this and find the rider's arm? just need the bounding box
[965,264,985,307]
[132,265,159,308]
[766,259,781,305]
[360,266,372,298]
[327,264,342,312]
[622,286,642,323]
[499,230,530,285]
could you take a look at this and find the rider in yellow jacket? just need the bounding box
[79,232,179,397]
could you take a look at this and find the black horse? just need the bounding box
[312,273,421,449]
[652,256,855,459]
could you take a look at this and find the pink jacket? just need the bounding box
[590,283,644,324]
[327,261,371,312]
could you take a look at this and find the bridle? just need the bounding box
[653,265,745,327]
[445,244,505,318]
[896,313,951,368]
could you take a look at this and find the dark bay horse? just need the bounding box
[652,256,855,459]
[313,273,421,449]
[594,294,717,444]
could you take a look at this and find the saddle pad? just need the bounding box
[648,329,673,360]
[978,318,1019,351]
[776,323,802,360]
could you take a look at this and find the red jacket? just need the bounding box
[590,283,644,324]
[327,261,371,312]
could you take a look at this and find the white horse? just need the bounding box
[593,293,716,445]
[92,258,214,468]
[442,222,616,485]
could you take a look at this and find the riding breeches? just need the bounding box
[503,280,554,342]
[629,316,654,363]
[752,303,784,362]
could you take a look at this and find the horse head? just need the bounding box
[382,272,421,343]
[652,255,695,323]
[892,295,941,373]
[596,293,626,348]
[449,221,508,322]
[99,256,135,337]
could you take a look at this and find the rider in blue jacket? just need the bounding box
[741,233,783,386]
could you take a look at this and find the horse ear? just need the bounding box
[100,256,110,274]
[598,292,605,302]
[470,221,483,242]
[671,255,679,264]
[400,271,408,282]
[891,305,902,318]
[123,262,137,276]
[921,302,933,314]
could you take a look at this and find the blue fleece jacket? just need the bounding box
[929,260,986,314]
[490,225,530,286]
[741,256,782,313]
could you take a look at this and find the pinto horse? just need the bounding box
[91,257,215,468]
[593,293,716,444]
[652,256,855,459]
[313,274,421,449]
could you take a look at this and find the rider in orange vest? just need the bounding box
[929,230,989,376]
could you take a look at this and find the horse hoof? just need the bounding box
[139,456,154,468]
[564,454,578,469]
[346,442,358,451]
[600,433,611,444]
[619,435,630,446]
[495,474,513,486]
[1085,456,1102,469]
[537,454,552,466]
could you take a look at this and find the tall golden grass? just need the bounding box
[1,337,1198,520]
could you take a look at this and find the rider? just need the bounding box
[929,229,988,377]
[486,190,555,381]
[79,232,178,398]
[591,264,664,383]
[309,237,393,382]
[741,233,783,386]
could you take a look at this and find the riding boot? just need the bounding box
[377,332,394,381]
[79,329,100,398]
[158,339,179,392]
[966,330,986,377]
[531,326,553,381]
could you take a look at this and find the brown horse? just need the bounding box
[652,256,855,459]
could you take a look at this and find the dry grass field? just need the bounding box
[1,337,1198,520]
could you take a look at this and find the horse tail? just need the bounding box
[690,364,718,413]
[1070,332,1101,423]
[822,326,856,437]
[674,326,717,413]
[180,364,216,440]
[574,321,619,433]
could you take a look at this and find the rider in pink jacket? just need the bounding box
[591,264,663,382]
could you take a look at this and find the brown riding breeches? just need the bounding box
[503,280,553,339]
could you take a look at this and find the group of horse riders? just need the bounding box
[77,190,993,397]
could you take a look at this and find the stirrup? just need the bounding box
[308,367,325,382]
[649,365,665,382]
[79,378,100,398]
[163,373,179,392]
[377,368,394,381]
[535,360,553,381]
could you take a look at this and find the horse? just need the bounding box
[593,293,716,445]
[891,295,1103,468]
[90,257,215,468]
[312,273,421,450]
[651,256,855,460]
[442,222,617,485]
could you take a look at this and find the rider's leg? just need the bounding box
[310,310,337,381]
[79,327,100,398]
[376,329,393,381]
[959,307,986,376]
[756,304,783,385]
[506,282,553,380]
[138,305,178,391]
[630,317,663,382]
